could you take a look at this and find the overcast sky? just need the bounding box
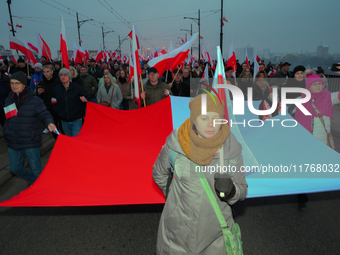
[1,0,340,59]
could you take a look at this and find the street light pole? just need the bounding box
[102,26,114,49]
[183,10,200,59]
[77,12,93,47]
[7,0,16,37]
[220,0,223,54]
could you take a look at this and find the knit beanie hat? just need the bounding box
[189,94,224,121]
[35,63,43,69]
[59,68,72,78]
[292,65,306,76]
[305,74,324,90]
[11,71,27,86]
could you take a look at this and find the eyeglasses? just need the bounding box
[10,82,22,86]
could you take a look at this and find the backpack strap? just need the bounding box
[165,149,179,200]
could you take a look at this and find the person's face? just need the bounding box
[282,65,289,72]
[35,67,42,73]
[43,68,53,80]
[76,64,81,70]
[55,64,60,70]
[41,57,46,63]
[294,71,304,81]
[194,63,199,68]
[70,69,75,77]
[318,73,324,78]
[60,73,70,83]
[120,71,126,78]
[116,70,120,77]
[259,73,265,78]
[104,70,109,75]
[142,69,146,75]
[242,63,247,69]
[80,68,87,75]
[148,72,159,83]
[175,73,182,82]
[245,69,250,76]
[91,62,96,67]
[9,62,14,67]
[119,66,123,71]
[193,112,222,139]
[18,62,25,68]
[259,65,265,71]
[10,79,25,94]
[103,63,108,68]
[309,82,323,93]
[104,75,110,84]
[226,70,233,78]
[183,70,189,78]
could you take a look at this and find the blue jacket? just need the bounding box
[52,82,87,122]
[30,70,44,91]
[3,88,54,150]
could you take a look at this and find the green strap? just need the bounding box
[196,167,229,230]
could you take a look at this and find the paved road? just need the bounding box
[0,106,340,255]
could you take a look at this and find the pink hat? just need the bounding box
[305,74,324,90]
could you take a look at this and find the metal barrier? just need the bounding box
[325,73,340,92]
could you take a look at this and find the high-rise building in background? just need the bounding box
[263,48,270,59]
[316,44,329,58]
[235,44,254,63]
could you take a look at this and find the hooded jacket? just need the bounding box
[153,129,248,255]
[3,88,53,150]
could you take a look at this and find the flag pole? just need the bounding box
[139,74,146,107]
[171,66,182,84]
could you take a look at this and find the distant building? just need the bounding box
[235,45,254,63]
[263,48,270,59]
[0,45,15,59]
[57,50,98,60]
[316,45,329,58]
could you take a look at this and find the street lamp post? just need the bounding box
[180,24,193,55]
[220,0,223,54]
[184,9,200,60]
[102,26,114,49]
[77,12,93,47]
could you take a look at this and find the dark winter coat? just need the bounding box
[3,88,54,150]
[143,79,171,106]
[52,82,87,122]
[88,65,101,80]
[37,75,60,112]
[171,81,190,97]
[72,74,84,87]
[80,74,98,99]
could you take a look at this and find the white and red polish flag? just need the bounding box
[202,63,209,85]
[24,38,38,67]
[128,54,134,83]
[132,26,141,108]
[205,45,215,71]
[51,97,57,105]
[122,55,128,63]
[37,29,51,61]
[226,41,237,72]
[95,44,104,62]
[148,33,198,76]
[253,52,260,82]
[201,53,205,61]
[73,42,85,66]
[8,23,13,27]
[128,26,140,49]
[4,103,17,119]
[85,45,89,63]
[27,39,39,53]
[245,48,249,68]
[154,46,159,58]
[60,16,69,69]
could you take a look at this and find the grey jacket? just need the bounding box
[153,129,248,255]
[96,84,122,109]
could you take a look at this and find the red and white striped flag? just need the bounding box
[128,54,134,83]
[37,29,51,61]
[8,23,13,27]
[245,48,249,68]
[27,39,39,53]
[128,26,140,49]
[51,97,57,104]
[148,33,198,77]
[9,34,37,66]
[95,45,104,63]
[0,54,3,61]
[226,41,237,72]
[60,16,69,69]
[132,26,141,108]
[4,103,17,119]
[202,63,209,85]
[205,45,215,71]
[24,39,38,67]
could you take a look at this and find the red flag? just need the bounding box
[0,54,3,61]
[60,16,69,69]
[200,36,204,39]
[9,34,37,66]
[128,54,134,83]
[147,33,198,76]
[37,29,51,61]
[8,23,13,27]
[12,55,17,64]
[16,24,22,28]
[226,42,237,72]
[205,45,215,71]
[223,16,228,22]
[181,38,185,44]
[256,55,260,61]
[95,45,104,62]
[24,39,38,67]
[220,19,224,26]
[201,53,205,61]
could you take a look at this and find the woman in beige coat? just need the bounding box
[153,94,248,255]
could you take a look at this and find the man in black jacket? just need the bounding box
[0,63,11,127]
[37,65,61,139]
[53,68,87,136]
[168,69,190,97]
[3,71,56,184]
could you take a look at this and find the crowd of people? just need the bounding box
[0,54,340,254]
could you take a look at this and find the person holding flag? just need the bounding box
[168,69,190,97]
[3,71,56,185]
